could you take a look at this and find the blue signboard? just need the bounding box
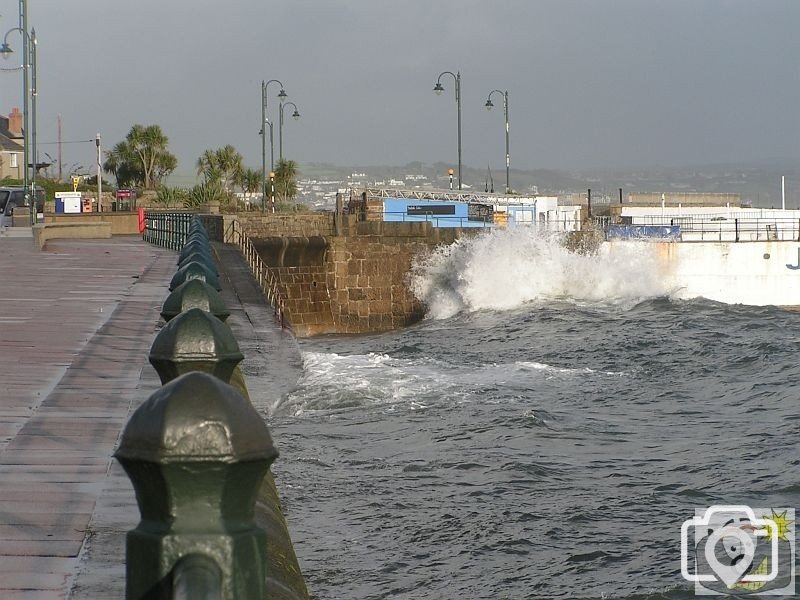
[383,198,490,228]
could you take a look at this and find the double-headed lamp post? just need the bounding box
[433,70,462,190]
[260,79,287,210]
[278,101,300,163]
[485,89,510,194]
[1,21,36,223]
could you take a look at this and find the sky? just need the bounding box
[4,0,800,183]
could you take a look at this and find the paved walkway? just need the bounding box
[0,236,175,599]
[0,234,303,598]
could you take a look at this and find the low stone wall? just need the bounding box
[238,213,336,238]
[32,221,112,249]
[44,211,141,235]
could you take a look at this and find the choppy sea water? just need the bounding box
[263,229,800,599]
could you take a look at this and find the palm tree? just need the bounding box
[240,168,262,208]
[196,145,243,193]
[128,124,174,189]
[103,124,176,189]
[274,158,298,202]
[196,149,217,179]
[103,142,143,188]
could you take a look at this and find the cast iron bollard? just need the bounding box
[170,261,222,292]
[115,371,279,599]
[149,308,243,385]
[178,245,213,265]
[178,251,220,276]
[185,230,209,244]
[178,244,215,265]
[161,280,231,323]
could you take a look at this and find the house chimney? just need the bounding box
[8,107,22,137]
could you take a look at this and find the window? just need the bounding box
[10,153,17,168]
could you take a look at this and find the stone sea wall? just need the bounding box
[236,214,470,336]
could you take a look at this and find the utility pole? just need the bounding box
[57,114,62,181]
[30,26,36,221]
[96,133,102,212]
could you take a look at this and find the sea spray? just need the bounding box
[410,227,674,318]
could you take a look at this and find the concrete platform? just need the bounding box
[0,236,302,598]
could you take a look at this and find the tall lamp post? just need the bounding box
[485,89,510,194]
[278,101,300,163]
[260,79,287,210]
[258,120,273,211]
[433,70,462,190]
[1,9,36,223]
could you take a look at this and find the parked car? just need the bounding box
[0,187,45,227]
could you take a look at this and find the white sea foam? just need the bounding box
[514,361,626,376]
[274,350,627,416]
[409,227,674,319]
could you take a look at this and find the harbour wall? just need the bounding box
[234,210,800,335]
[605,239,800,306]
[239,214,472,336]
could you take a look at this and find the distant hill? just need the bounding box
[298,160,800,208]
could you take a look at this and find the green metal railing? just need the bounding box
[142,211,193,249]
[122,215,307,599]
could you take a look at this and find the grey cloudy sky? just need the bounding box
[8,0,800,180]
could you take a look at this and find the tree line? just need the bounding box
[102,124,300,211]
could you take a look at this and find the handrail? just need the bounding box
[620,216,800,242]
[225,218,290,329]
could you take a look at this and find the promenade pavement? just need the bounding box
[0,234,302,598]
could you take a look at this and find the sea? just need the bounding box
[262,227,800,599]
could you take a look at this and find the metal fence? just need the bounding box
[224,219,290,329]
[143,211,225,248]
[142,211,193,249]
[620,216,800,242]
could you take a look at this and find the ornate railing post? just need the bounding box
[115,371,278,599]
[128,215,308,598]
[161,280,231,323]
[170,262,222,292]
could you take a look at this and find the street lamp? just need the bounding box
[485,89,510,194]
[1,10,36,223]
[260,79,287,210]
[258,120,273,211]
[433,70,461,190]
[278,101,300,163]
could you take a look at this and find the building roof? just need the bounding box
[0,111,22,152]
[0,131,23,152]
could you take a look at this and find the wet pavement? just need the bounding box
[0,234,301,598]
